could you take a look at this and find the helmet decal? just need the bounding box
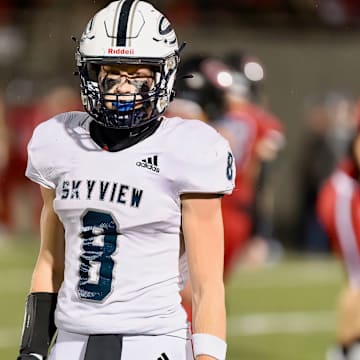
[153,16,177,46]
[116,0,137,46]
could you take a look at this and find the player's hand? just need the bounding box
[17,353,45,360]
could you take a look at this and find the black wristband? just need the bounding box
[17,355,43,360]
[19,292,58,358]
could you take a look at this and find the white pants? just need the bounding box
[48,329,194,360]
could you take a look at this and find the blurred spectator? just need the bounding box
[297,91,356,253]
[317,124,360,360]
[0,84,82,234]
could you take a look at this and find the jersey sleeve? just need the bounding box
[25,121,57,189]
[176,122,236,195]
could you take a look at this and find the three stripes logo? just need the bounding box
[136,155,160,173]
[157,353,169,360]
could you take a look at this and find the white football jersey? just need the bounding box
[26,111,235,335]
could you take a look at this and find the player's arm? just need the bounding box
[17,186,65,360]
[31,186,65,292]
[181,193,227,360]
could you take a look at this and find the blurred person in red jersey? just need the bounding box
[317,116,360,360]
[216,51,285,274]
[0,84,82,234]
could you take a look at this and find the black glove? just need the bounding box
[17,293,57,360]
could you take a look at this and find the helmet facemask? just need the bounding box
[78,55,178,130]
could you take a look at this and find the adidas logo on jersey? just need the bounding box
[136,155,160,173]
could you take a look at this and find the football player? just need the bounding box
[16,1,235,360]
[218,51,285,272]
[317,129,360,360]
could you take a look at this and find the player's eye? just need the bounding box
[100,76,119,92]
[129,76,153,88]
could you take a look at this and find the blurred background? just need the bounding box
[1,0,360,359]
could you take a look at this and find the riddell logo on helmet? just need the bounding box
[108,48,135,55]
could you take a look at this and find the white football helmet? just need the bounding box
[76,0,180,129]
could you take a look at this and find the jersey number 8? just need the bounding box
[78,210,118,302]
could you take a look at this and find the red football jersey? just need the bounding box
[317,160,360,287]
[218,102,284,276]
